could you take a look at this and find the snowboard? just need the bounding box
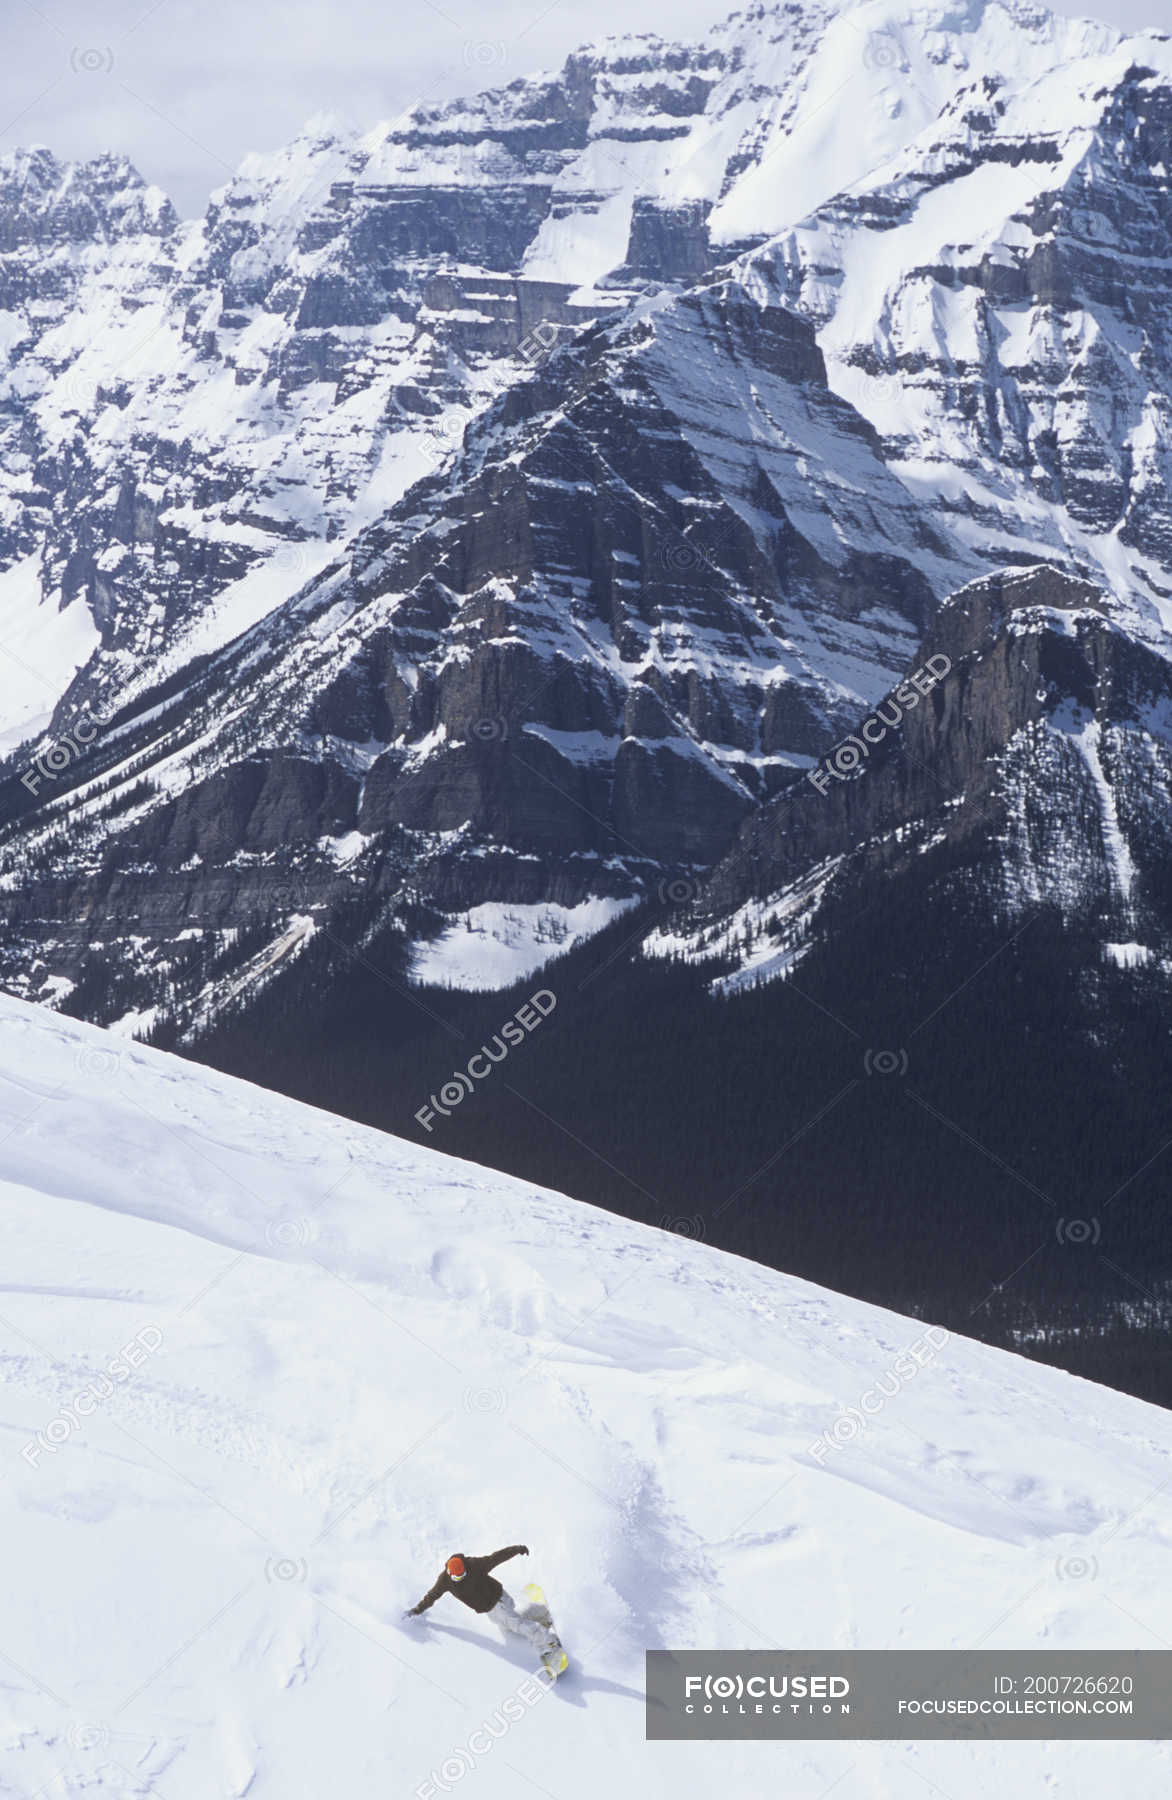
[523,1582,569,1678]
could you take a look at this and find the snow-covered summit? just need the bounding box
[738,13,1172,623]
[0,0,1162,758]
[350,0,1129,272]
[0,990,1169,1796]
[0,144,176,241]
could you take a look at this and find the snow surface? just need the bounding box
[0,554,100,754]
[647,857,845,995]
[151,540,340,673]
[410,898,637,990]
[0,995,1169,1796]
[1070,716,1137,916]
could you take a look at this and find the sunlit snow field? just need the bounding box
[0,995,1167,1797]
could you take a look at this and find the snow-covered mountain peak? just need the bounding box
[327,0,1127,280]
[7,0,1172,1057]
[732,8,1172,632]
[0,143,177,244]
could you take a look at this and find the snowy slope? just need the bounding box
[0,993,1169,1797]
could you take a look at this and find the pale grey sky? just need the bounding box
[3,0,1170,217]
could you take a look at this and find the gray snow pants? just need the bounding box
[488,1591,559,1657]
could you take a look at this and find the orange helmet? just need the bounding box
[446,1554,466,1579]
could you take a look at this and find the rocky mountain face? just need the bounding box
[650,563,1172,988]
[751,35,1172,611]
[0,125,624,752]
[0,149,179,748]
[1,0,1009,751]
[6,0,1172,1032]
[0,273,968,1030]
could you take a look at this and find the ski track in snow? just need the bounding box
[0,995,1167,1795]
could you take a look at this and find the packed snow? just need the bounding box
[0,995,1169,1796]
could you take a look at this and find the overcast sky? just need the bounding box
[4,0,1170,217]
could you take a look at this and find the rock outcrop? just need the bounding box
[660,564,1172,991]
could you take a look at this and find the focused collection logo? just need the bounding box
[646,1651,1167,1740]
[415,989,557,1133]
[684,1671,850,1713]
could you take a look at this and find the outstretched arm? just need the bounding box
[407,1574,448,1615]
[483,1544,529,1570]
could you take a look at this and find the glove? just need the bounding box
[519,1545,529,1555]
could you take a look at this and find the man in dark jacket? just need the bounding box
[407,1545,529,1617]
[406,1545,567,1675]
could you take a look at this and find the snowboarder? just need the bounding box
[405,1545,567,1676]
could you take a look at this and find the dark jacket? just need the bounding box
[408,1545,528,1616]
